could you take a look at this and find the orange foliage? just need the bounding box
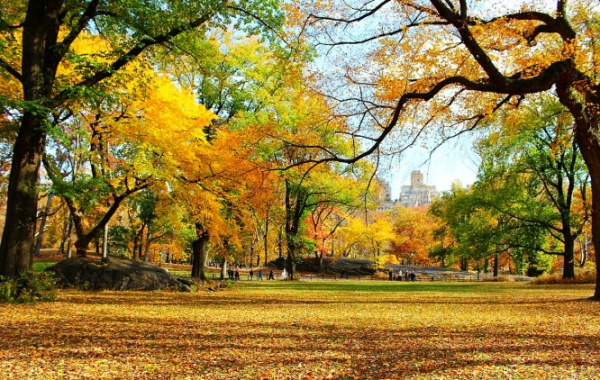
[390,206,436,266]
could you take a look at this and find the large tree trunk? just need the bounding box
[556,77,600,299]
[584,162,600,299]
[585,168,600,299]
[65,219,73,259]
[249,245,254,268]
[74,235,94,257]
[0,116,45,276]
[573,134,598,293]
[191,224,209,281]
[0,0,61,277]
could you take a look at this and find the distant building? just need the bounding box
[399,171,437,207]
[376,179,398,212]
[380,179,393,202]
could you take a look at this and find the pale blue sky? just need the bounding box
[377,134,480,197]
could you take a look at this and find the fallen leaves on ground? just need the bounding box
[0,282,598,379]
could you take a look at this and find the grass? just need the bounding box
[0,281,598,379]
[32,261,58,272]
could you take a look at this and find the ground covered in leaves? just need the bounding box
[0,281,598,379]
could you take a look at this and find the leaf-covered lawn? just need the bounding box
[1,282,598,379]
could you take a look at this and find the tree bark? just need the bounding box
[220,259,227,281]
[249,245,254,268]
[0,0,62,277]
[562,230,575,279]
[557,76,600,298]
[317,252,324,273]
[34,193,54,256]
[493,253,499,278]
[191,223,209,281]
[0,115,45,276]
[277,228,283,259]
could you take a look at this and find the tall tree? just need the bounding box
[43,67,215,257]
[0,0,282,277]
[428,182,549,275]
[303,0,600,298]
[475,96,590,278]
[390,206,436,266]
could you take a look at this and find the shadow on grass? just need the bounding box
[51,281,594,308]
[1,313,598,379]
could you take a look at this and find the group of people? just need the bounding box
[389,269,417,282]
[248,269,268,281]
[228,268,277,281]
[227,268,240,281]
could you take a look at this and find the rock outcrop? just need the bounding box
[48,256,192,291]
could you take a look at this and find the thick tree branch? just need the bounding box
[0,58,23,83]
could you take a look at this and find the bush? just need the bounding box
[0,271,57,303]
[531,269,596,285]
[481,276,514,282]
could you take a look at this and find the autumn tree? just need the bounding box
[124,189,189,263]
[302,0,600,298]
[429,182,547,275]
[474,95,590,278]
[306,204,345,272]
[389,206,435,266]
[333,210,397,263]
[429,184,480,271]
[0,0,283,277]
[43,66,215,257]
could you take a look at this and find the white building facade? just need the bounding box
[399,171,437,208]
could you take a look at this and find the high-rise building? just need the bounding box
[375,178,398,212]
[380,179,392,202]
[399,171,437,207]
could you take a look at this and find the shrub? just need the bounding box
[0,271,57,303]
[531,269,596,285]
[0,277,16,301]
[481,276,514,282]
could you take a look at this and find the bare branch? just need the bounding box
[309,0,392,24]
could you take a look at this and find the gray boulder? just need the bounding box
[48,256,192,291]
